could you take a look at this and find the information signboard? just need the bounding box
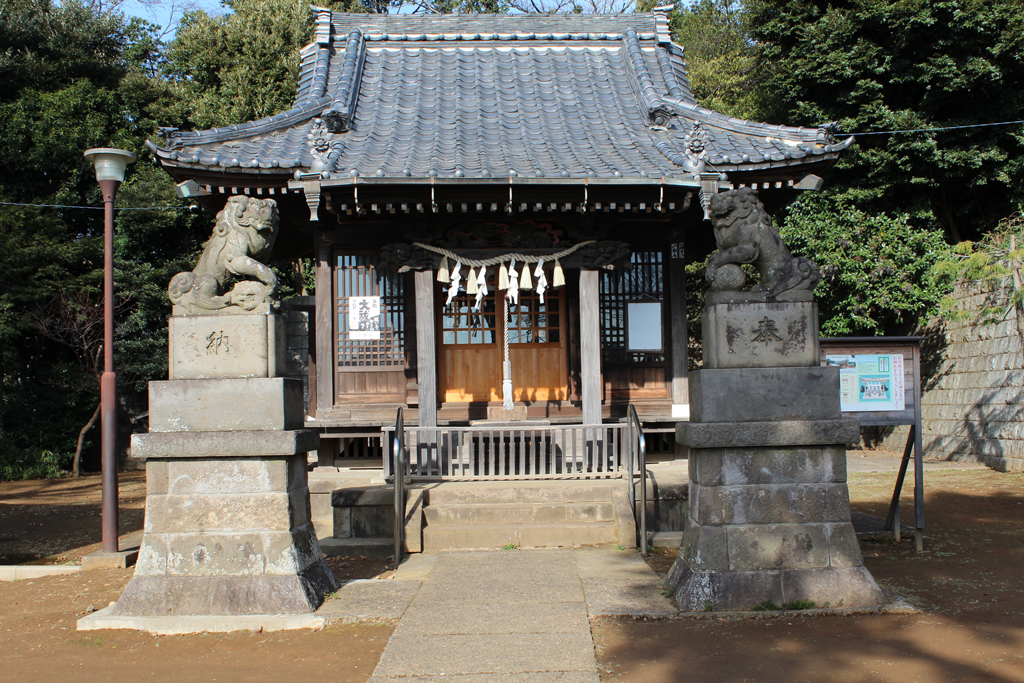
[825,353,905,412]
[820,337,924,550]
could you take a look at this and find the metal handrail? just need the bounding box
[391,407,406,565]
[627,404,648,556]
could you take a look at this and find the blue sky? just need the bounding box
[118,0,225,35]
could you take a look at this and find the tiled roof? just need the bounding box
[147,10,852,183]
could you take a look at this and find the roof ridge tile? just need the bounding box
[321,29,365,133]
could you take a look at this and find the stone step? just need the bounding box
[319,537,395,559]
[424,502,616,526]
[422,522,620,550]
[425,483,616,506]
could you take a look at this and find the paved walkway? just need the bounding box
[318,549,674,682]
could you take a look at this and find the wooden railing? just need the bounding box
[382,423,627,480]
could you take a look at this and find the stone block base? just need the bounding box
[82,549,139,571]
[669,442,884,611]
[113,446,338,620]
[112,560,338,616]
[332,486,424,554]
[79,605,325,634]
[148,378,304,432]
[688,367,841,423]
[666,561,885,611]
[486,406,529,421]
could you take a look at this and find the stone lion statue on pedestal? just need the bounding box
[705,187,820,301]
[168,195,280,315]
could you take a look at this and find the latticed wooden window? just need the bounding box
[441,273,561,346]
[600,250,665,363]
[508,290,560,344]
[335,254,405,368]
[442,273,497,346]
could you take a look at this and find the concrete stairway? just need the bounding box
[421,481,636,551]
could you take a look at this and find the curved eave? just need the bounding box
[663,98,855,157]
[150,144,843,183]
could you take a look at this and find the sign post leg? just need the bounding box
[885,426,915,540]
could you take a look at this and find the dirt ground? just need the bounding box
[0,472,394,683]
[0,472,148,564]
[595,466,1024,683]
[3,462,1024,682]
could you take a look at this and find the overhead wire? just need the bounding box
[846,119,1024,136]
[0,201,194,211]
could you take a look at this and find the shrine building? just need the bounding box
[146,8,851,470]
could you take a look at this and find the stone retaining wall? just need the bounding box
[881,281,1024,472]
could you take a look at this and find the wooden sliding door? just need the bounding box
[334,254,407,403]
[438,273,567,404]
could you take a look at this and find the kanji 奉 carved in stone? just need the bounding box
[705,188,820,302]
[168,196,280,315]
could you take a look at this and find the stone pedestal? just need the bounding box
[105,315,338,620]
[169,313,285,380]
[703,301,819,369]
[669,302,884,611]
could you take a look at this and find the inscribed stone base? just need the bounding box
[703,301,819,369]
[168,313,285,380]
[112,451,339,618]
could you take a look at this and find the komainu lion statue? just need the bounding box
[705,188,820,300]
[168,195,280,315]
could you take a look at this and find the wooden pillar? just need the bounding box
[668,242,690,460]
[414,270,437,428]
[579,269,601,425]
[314,241,333,421]
[668,243,689,408]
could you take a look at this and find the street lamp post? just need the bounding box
[83,148,136,555]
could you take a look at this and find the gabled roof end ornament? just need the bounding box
[817,122,843,144]
[648,106,674,128]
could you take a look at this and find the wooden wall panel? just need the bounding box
[440,345,502,402]
[510,345,567,402]
[604,365,669,400]
[336,370,406,404]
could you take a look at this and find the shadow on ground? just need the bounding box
[596,472,1024,682]
[0,472,147,563]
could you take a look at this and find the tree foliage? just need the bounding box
[0,0,206,479]
[779,194,950,336]
[662,0,762,120]
[746,0,1024,243]
[162,0,316,129]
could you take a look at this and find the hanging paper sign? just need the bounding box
[825,354,905,412]
[348,296,381,340]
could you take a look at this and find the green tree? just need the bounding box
[0,0,205,478]
[162,0,317,130]
[661,0,762,120]
[779,194,950,336]
[747,0,1024,243]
